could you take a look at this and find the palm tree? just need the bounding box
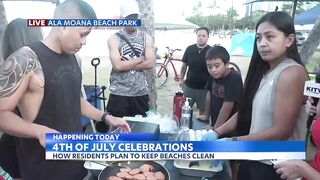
[300,17,320,66]
[136,0,157,109]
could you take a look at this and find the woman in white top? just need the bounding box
[202,11,309,180]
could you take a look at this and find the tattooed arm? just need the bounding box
[0,47,58,147]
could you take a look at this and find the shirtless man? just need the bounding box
[0,0,130,179]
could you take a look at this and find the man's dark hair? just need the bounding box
[205,45,230,64]
[54,0,97,19]
[196,27,210,36]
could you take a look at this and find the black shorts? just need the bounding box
[107,94,149,117]
[0,134,20,178]
[237,160,281,180]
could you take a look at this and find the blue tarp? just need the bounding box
[230,32,255,57]
[294,5,320,25]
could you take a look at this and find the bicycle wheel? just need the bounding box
[229,62,241,75]
[156,63,169,89]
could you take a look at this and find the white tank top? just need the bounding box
[249,59,307,141]
[250,58,307,164]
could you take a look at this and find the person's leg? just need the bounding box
[130,95,149,117]
[230,160,240,180]
[193,88,207,116]
[182,84,196,107]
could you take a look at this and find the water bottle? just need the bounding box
[173,91,186,124]
[181,98,192,131]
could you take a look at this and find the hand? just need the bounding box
[201,130,219,141]
[306,97,318,116]
[274,160,304,180]
[34,124,60,148]
[106,115,131,133]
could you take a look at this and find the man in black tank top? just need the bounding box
[0,1,130,180]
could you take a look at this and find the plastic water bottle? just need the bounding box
[181,98,192,131]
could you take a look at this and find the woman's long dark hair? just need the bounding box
[236,11,305,136]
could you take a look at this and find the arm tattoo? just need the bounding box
[0,47,42,97]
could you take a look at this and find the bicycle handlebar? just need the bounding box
[165,47,182,54]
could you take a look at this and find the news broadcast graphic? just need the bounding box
[45,133,305,161]
[27,19,141,27]
[304,80,320,98]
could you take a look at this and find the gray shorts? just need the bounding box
[182,84,207,112]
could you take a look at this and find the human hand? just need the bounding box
[306,97,318,116]
[201,130,219,141]
[106,115,131,133]
[274,160,304,180]
[35,124,60,148]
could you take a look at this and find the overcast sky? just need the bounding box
[3,0,249,22]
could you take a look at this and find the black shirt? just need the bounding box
[206,68,243,126]
[182,44,210,89]
[15,42,86,180]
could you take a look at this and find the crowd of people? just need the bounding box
[0,0,319,180]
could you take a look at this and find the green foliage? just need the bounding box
[187,9,266,31]
[282,1,320,15]
[226,8,238,29]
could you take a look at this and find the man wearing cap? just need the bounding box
[106,0,154,118]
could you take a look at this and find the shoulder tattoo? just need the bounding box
[0,47,42,97]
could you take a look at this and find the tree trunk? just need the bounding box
[136,0,157,109]
[0,1,8,59]
[300,17,320,66]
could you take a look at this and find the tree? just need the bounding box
[0,1,8,58]
[226,7,238,30]
[300,17,320,65]
[136,0,157,109]
[192,1,202,16]
[282,1,320,15]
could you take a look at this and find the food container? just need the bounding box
[114,118,160,134]
[174,129,223,177]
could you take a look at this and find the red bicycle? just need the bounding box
[156,47,182,89]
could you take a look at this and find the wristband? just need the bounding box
[101,112,110,122]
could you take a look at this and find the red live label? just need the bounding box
[27,19,48,26]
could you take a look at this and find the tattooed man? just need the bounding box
[0,1,130,179]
